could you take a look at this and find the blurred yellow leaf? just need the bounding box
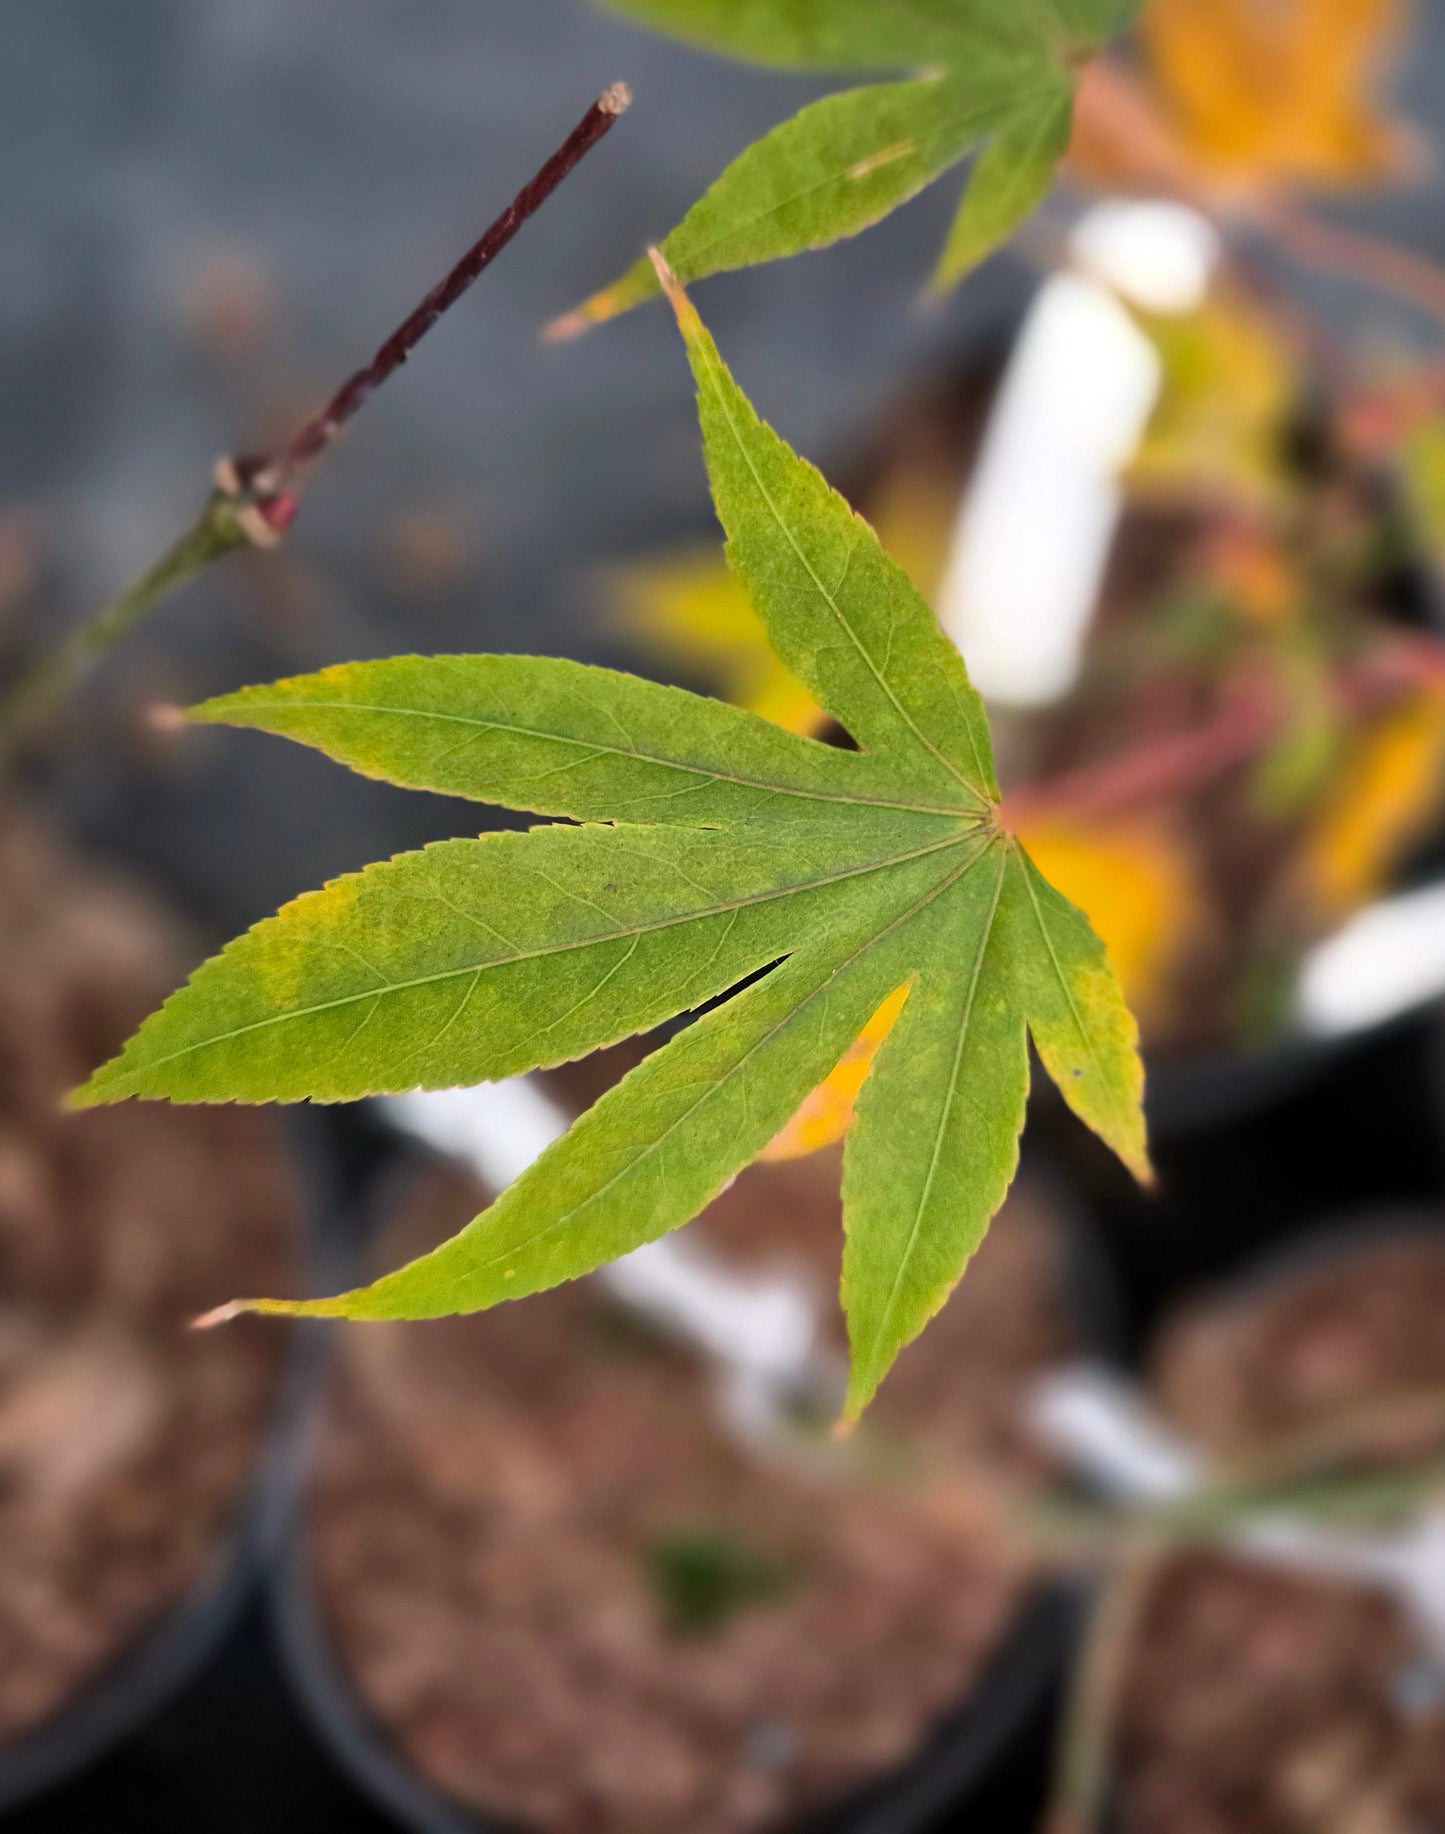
[763,983,910,1161]
[610,453,956,737]
[1071,0,1411,200]
[1401,419,1445,574]
[1013,813,1198,1024]
[608,550,826,736]
[1297,685,1445,917]
[1140,0,1409,194]
[1130,297,1297,507]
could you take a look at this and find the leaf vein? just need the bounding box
[859,844,1008,1372]
[97,830,978,1085]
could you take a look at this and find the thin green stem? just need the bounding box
[1029,1452,1445,1558]
[1027,1381,1445,1556]
[0,491,249,762]
[1044,1533,1161,1834]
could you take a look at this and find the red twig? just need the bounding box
[1001,683,1279,826]
[1001,633,1445,830]
[243,82,631,529]
[1259,196,1445,339]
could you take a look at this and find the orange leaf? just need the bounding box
[1072,0,1411,200]
[762,983,910,1161]
[1296,686,1445,918]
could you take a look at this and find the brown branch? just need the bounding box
[259,82,631,501]
[1001,630,1445,832]
[0,84,632,761]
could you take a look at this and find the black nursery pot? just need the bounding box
[1091,1211,1445,1834]
[0,1330,319,1818]
[1035,1004,1445,1358]
[272,1556,1085,1834]
[265,1146,1119,1834]
[0,1117,333,1817]
[0,797,344,1816]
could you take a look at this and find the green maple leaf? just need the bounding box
[75,261,1148,1419]
[552,0,1140,334]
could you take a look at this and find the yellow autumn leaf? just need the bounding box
[1141,0,1409,194]
[1296,686,1445,918]
[1401,419,1445,575]
[1129,295,1298,508]
[1071,0,1411,200]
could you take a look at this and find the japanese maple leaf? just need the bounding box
[549,0,1142,333]
[76,261,1148,1419]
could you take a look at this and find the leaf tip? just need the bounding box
[207,1293,350,1325]
[922,244,967,303]
[192,1294,320,1329]
[63,1074,111,1113]
[543,266,647,342]
[191,1299,250,1331]
[840,1363,881,1429]
[1107,1110,1153,1188]
[185,691,237,728]
[540,305,594,344]
[146,701,189,734]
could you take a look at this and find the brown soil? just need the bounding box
[1112,1237,1445,1833]
[0,814,301,1747]
[1150,1233,1445,1462]
[1117,1554,1445,1834]
[306,1151,1082,1833]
